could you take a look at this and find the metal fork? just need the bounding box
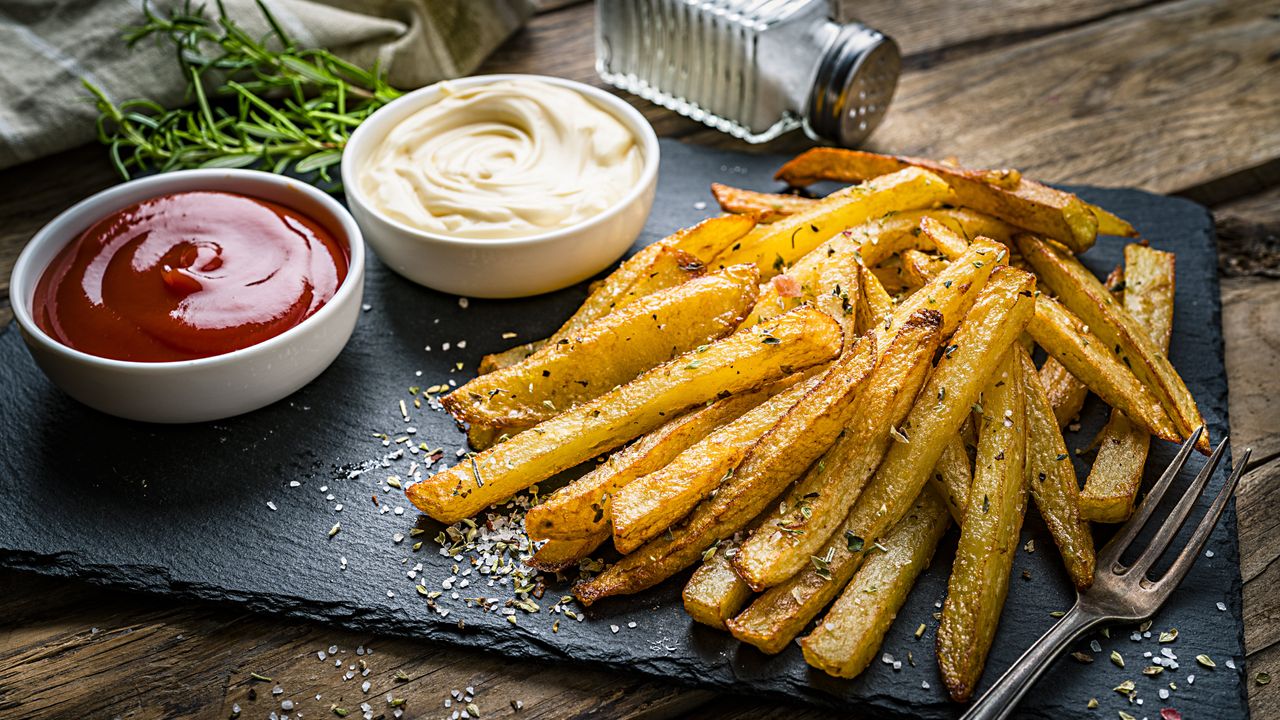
[961,427,1249,720]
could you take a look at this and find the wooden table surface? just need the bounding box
[1,1,1277,718]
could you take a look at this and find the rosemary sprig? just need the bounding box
[84,0,401,185]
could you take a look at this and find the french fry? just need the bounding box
[726,267,1037,653]
[611,376,821,554]
[478,214,756,374]
[901,248,949,286]
[526,532,609,573]
[684,542,755,629]
[1015,233,1206,453]
[446,266,760,430]
[408,307,843,523]
[858,265,895,333]
[731,309,942,590]
[743,232,859,337]
[524,387,780,542]
[775,148,1099,253]
[937,351,1029,703]
[1027,294,1180,444]
[1088,203,1139,237]
[1018,348,1096,589]
[1081,244,1176,522]
[573,332,880,605]
[799,488,951,678]
[712,168,953,278]
[1039,358,1089,428]
[710,183,815,222]
[930,434,974,522]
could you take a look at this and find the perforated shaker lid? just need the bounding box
[805,23,901,147]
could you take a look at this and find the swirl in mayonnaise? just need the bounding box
[358,79,644,240]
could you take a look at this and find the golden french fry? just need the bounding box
[775,148,1099,253]
[744,232,859,338]
[732,309,942,590]
[611,376,820,554]
[1027,294,1179,445]
[858,265,895,334]
[1018,348,1096,589]
[937,351,1029,702]
[408,307,843,523]
[726,267,1037,653]
[901,249,949,286]
[524,387,779,542]
[526,531,609,573]
[799,488,951,678]
[713,168,953,278]
[478,214,756,374]
[930,434,974,522]
[710,183,816,222]
[445,265,759,429]
[1082,244,1176,521]
[1039,358,1089,428]
[573,332,879,605]
[1016,233,1206,453]
[1088,203,1139,237]
[684,542,755,629]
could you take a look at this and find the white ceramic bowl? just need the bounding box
[341,74,660,298]
[9,169,365,424]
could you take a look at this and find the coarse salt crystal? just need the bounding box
[610,624,620,633]
[1216,601,1227,611]
[267,501,278,511]
[289,481,301,487]
[1205,549,1214,558]
[362,680,371,693]
[458,298,469,309]
[281,700,294,710]
[318,651,327,660]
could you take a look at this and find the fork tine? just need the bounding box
[1126,436,1228,579]
[1150,447,1250,600]
[1097,426,1204,569]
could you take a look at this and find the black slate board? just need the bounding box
[0,140,1248,719]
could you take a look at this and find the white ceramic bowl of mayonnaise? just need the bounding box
[342,74,659,298]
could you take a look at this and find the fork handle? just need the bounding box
[960,604,1103,720]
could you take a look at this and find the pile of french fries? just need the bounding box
[406,148,1206,702]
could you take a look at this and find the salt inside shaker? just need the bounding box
[595,0,900,146]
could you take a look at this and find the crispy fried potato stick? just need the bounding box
[930,434,975,522]
[524,386,781,542]
[479,214,756,374]
[725,267,1036,653]
[526,532,609,573]
[573,332,879,605]
[445,266,759,429]
[799,488,951,678]
[732,309,942,590]
[684,541,756,629]
[611,376,820,554]
[859,266,895,334]
[937,351,1029,702]
[775,148,1099,253]
[901,249,950,286]
[1089,203,1139,237]
[1026,293,1180,446]
[1018,348,1096,589]
[744,232,859,337]
[408,307,843,523]
[1016,234,1206,453]
[1039,358,1089,428]
[713,168,953,278]
[1081,244,1176,521]
[709,183,816,222]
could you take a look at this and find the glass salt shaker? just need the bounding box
[595,0,900,147]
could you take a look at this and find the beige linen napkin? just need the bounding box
[0,0,532,169]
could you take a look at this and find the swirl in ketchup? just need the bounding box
[32,191,349,362]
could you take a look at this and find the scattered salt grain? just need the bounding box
[1217,602,1227,611]
[362,680,371,693]
[610,624,620,633]
[289,481,301,488]
[266,501,278,511]
[458,298,470,309]
[281,700,294,711]
[272,686,283,695]
[694,201,707,210]
[1205,549,1215,558]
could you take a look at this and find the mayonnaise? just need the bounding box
[358,79,644,239]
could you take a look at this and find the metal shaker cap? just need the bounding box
[805,23,901,147]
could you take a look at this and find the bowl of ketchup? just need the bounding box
[9,169,365,423]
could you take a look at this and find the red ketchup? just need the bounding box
[32,191,349,362]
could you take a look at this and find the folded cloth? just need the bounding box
[0,0,532,169]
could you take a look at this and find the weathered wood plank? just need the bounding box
[1220,277,1280,461]
[0,570,712,720]
[868,0,1280,195]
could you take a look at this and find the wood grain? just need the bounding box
[0,1,1277,718]
[868,0,1280,194]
